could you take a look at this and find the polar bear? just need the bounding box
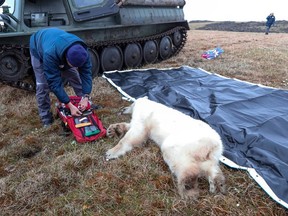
[106,97,226,199]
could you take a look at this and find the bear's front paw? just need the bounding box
[105,149,119,161]
[107,123,128,138]
[106,124,118,138]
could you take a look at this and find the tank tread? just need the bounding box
[88,26,187,56]
[0,43,33,91]
[0,26,187,92]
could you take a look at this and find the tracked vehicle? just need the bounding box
[0,0,189,90]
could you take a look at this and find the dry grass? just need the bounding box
[1,26,288,215]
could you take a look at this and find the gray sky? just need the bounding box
[3,0,286,22]
[184,0,286,22]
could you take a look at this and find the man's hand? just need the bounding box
[67,102,82,116]
[78,97,89,112]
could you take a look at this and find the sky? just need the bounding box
[2,0,286,22]
[183,0,287,22]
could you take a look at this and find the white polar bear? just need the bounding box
[106,97,226,199]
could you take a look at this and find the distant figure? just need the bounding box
[265,13,275,35]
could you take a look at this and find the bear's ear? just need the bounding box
[119,103,134,115]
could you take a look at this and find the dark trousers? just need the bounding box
[265,25,272,34]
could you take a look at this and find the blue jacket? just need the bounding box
[30,28,92,104]
[266,15,275,27]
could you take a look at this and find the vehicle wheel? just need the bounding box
[88,48,100,77]
[143,40,158,64]
[100,46,123,72]
[124,43,142,68]
[173,30,182,47]
[159,36,172,60]
[0,50,28,81]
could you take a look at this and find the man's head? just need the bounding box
[66,44,88,67]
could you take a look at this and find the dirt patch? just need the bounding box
[1,26,288,215]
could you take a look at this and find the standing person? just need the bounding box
[29,28,93,127]
[265,13,275,35]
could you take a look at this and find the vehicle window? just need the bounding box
[72,0,104,8]
[1,0,14,14]
[70,0,119,22]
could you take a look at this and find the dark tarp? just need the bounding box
[103,66,288,209]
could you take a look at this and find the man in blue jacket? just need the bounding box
[265,13,275,35]
[30,28,93,127]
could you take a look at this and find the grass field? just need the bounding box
[1,24,288,215]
